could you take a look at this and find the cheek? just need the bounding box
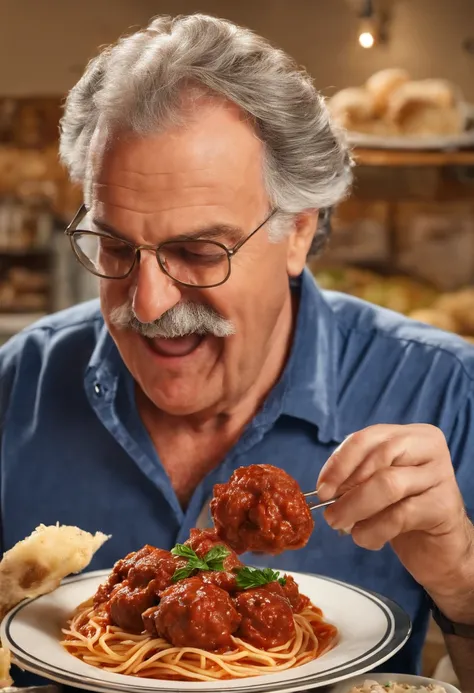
[99,279,129,316]
[208,260,287,333]
[229,242,289,305]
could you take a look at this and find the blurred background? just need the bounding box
[0,1,473,679]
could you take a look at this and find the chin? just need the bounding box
[145,386,218,417]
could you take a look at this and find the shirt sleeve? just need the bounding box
[0,335,24,554]
[448,384,474,522]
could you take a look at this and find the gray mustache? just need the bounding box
[109,300,236,339]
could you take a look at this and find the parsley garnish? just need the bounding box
[171,543,231,582]
[235,566,287,589]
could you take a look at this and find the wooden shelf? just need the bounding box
[353,147,474,168]
[0,312,47,334]
[0,247,50,256]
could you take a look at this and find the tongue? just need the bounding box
[149,334,203,357]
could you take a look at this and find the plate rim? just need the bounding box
[1,570,412,693]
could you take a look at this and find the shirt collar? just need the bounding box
[85,267,340,443]
[279,268,340,444]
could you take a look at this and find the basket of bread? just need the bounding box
[329,68,474,149]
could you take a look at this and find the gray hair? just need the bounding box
[110,299,235,338]
[59,14,352,251]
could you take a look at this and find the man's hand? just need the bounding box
[317,423,474,622]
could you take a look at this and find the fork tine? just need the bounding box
[307,498,337,511]
[303,490,319,498]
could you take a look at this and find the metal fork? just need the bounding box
[303,490,338,511]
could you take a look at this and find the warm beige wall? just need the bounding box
[0,0,473,99]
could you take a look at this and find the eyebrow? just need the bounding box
[91,218,245,245]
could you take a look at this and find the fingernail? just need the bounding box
[326,515,342,531]
[316,482,332,500]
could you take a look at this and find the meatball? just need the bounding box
[114,545,156,579]
[280,574,310,613]
[185,528,242,570]
[258,580,286,600]
[153,577,241,651]
[200,570,239,593]
[234,588,295,649]
[210,464,314,554]
[128,548,177,592]
[108,582,156,633]
[93,571,121,607]
[94,545,156,606]
[263,575,310,612]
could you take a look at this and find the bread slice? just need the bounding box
[365,68,411,116]
[0,524,109,620]
[0,524,109,688]
[0,647,12,688]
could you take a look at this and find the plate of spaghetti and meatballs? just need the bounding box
[0,465,411,692]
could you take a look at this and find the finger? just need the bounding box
[317,425,405,500]
[317,424,446,500]
[324,462,441,531]
[342,483,465,550]
[338,429,451,498]
[349,492,444,551]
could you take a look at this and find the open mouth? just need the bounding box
[144,334,205,357]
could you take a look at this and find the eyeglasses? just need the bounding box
[65,205,277,289]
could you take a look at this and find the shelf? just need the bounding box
[0,312,46,334]
[0,246,50,256]
[353,147,474,168]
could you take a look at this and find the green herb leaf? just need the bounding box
[171,544,198,561]
[193,559,210,571]
[171,542,231,582]
[278,576,287,586]
[203,545,231,564]
[171,565,195,583]
[203,545,231,571]
[235,566,285,589]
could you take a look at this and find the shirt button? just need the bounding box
[94,383,103,397]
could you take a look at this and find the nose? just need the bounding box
[131,250,181,323]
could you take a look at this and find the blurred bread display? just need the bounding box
[313,266,474,343]
[329,68,468,138]
[366,68,410,117]
[434,289,474,334]
[408,309,458,333]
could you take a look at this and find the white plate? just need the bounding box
[330,672,461,693]
[0,569,411,693]
[346,105,474,150]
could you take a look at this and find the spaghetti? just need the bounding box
[62,598,337,682]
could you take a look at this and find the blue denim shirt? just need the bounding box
[1,268,474,681]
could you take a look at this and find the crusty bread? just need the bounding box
[365,68,410,116]
[408,308,458,332]
[397,105,464,137]
[330,71,466,138]
[435,289,474,334]
[389,79,457,114]
[0,524,109,621]
[387,79,464,136]
[328,87,376,129]
[0,647,12,688]
[0,524,109,688]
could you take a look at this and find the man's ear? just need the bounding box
[286,210,319,277]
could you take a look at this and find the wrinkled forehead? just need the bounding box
[84,101,269,214]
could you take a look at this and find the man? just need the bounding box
[1,13,474,687]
